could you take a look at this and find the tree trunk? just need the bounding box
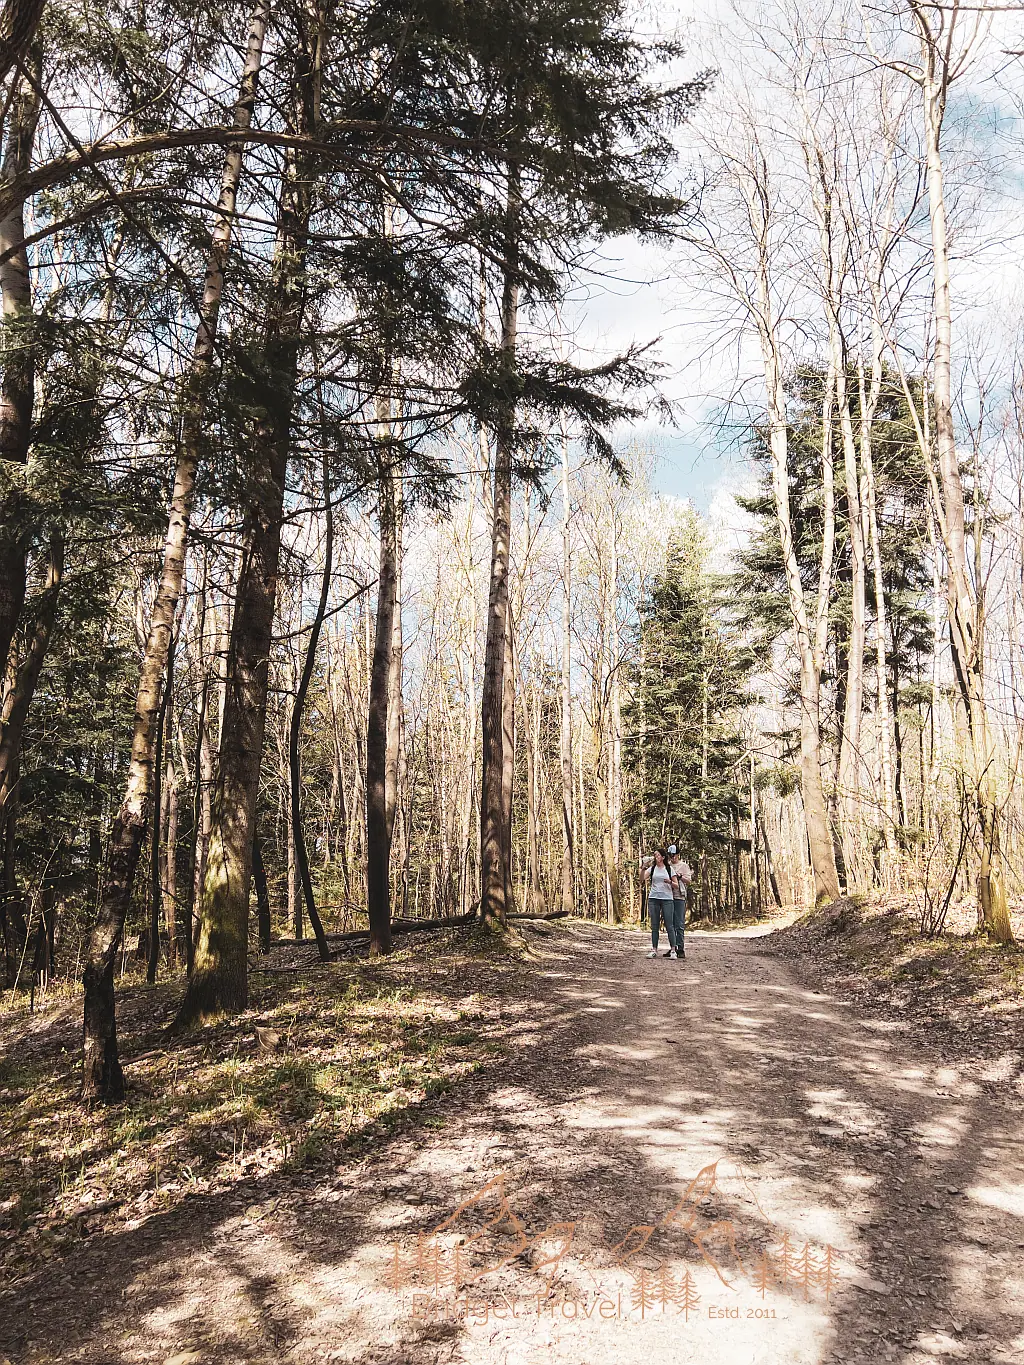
[892,653,907,828]
[525,681,544,913]
[558,436,574,916]
[1,786,25,984]
[577,728,589,911]
[747,169,840,903]
[384,464,404,849]
[252,831,271,952]
[914,13,1012,942]
[366,466,398,954]
[834,368,866,881]
[177,29,317,1024]
[0,530,63,833]
[607,511,622,910]
[458,493,479,914]
[163,728,179,966]
[190,658,215,972]
[0,46,41,698]
[480,431,512,926]
[596,760,620,924]
[286,733,300,934]
[764,379,838,901]
[81,0,270,1099]
[185,586,211,976]
[805,118,865,885]
[344,634,367,889]
[479,170,519,927]
[0,62,36,403]
[288,447,332,960]
[500,596,516,910]
[604,512,622,922]
[860,337,897,853]
[147,632,173,984]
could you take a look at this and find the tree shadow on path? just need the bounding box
[1,920,1021,1365]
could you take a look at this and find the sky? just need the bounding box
[558,0,747,515]
[565,202,753,515]
[565,0,1024,536]
[569,233,753,512]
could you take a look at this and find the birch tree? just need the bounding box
[870,0,1013,939]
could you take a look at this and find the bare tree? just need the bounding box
[870,0,1014,939]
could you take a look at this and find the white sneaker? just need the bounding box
[646,949,657,958]
[669,950,678,959]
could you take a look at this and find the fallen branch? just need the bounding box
[508,910,569,922]
[265,910,477,950]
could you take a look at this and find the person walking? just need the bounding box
[643,847,677,959]
[668,844,692,959]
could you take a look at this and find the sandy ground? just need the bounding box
[2,918,1022,1365]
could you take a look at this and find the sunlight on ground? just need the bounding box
[3,923,1022,1364]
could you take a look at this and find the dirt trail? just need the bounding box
[3,920,1022,1365]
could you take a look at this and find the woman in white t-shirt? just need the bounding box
[643,848,678,959]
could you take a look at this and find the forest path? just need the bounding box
[5,919,1023,1365]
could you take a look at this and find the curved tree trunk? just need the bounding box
[81,0,271,1098]
[289,449,333,961]
[178,27,318,1023]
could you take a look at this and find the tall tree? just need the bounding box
[558,437,574,915]
[82,0,271,1096]
[366,433,400,953]
[0,45,42,763]
[905,0,1012,942]
[178,14,320,1023]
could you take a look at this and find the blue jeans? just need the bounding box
[649,898,675,951]
[671,894,687,952]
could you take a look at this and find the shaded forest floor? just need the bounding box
[1,913,1022,1364]
[0,928,528,1287]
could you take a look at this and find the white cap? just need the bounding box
[667,844,677,855]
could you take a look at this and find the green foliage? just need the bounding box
[1,0,709,963]
[734,364,935,771]
[623,508,753,858]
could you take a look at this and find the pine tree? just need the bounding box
[679,1268,701,1320]
[624,512,753,889]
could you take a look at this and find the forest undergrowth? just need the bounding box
[772,896,1024,1046]
[0,927,529,1288]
